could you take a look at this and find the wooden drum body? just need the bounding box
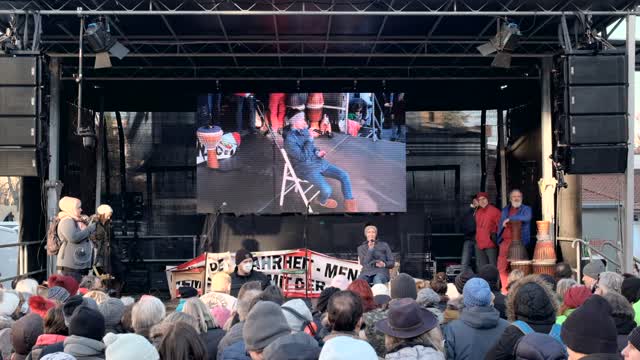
[197,126,224,169]
[510,261,533,275]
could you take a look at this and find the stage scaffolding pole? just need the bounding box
[46,58,62,277]
[623,10,636,273]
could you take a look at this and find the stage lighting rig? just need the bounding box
[477,20,521,68]
[83,19,129,69]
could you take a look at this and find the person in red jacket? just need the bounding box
[474,192,501,270]
[268,93,286,132]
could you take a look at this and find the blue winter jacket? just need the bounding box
[283,128,329,178]
[498,205,532,246]
[221,340,250,360]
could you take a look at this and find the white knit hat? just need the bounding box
[96,204,113,215]
[289,112,306,124]
[15,279,39,295]
[0,291,20,317]
[371,284,389,297]
[104,333,159,360]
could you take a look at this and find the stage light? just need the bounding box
[477,20,521,68]
[83,20,129,69]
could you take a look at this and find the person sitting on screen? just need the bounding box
[283,111,357,212]
[357,223,394,285]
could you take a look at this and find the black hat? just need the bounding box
[561,295,618,354]
[478,265,500,291]
[455,269,476,295]
[513,282,556,322]
[178,286,198,299]
[375,298,438,338]
[235,248,253,266]
[628,327,640,350]
[622,277,640,303]
[68,306,106,341]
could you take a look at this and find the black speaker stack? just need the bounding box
[0,56,41,176]
[553,50,628,174]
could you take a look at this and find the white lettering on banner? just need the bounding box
[176,279,203,291]
[202,249,361,297]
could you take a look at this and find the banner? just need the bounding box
[200,249,361,297]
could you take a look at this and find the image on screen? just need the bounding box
[196,93,406,214]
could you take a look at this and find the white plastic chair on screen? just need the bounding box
[279,148,320,213]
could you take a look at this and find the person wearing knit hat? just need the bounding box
[623,327,640,359]
[175,286,199,312]
[229,248,270,297]
[415,288,444,324]
[262,332,321,360]
[319,336,378,360]
[583,260,606,291]
[486,275,559,360]
[281,299,315,334]
[556,285,592,325]
[477,264,507,319]
[390,273,417,300]
[454,269,476,295]
[0,290,20,320]
[371,284,391,306]
[444,278,509,360]
[47,275,79,297]
[41,353,77,360]
[103,333,159,360]
[357,223,394,285]
[47,286,70,303]
[29,296,56,318]
[15,278,39,296]
[561,295,619,358]
[330,275,349,291]
[64,306,106,359]
[98,297,125,334]
[11,313,44,360]
[284,111,357,212]
[243,301,291,358]
[474,192,500,271]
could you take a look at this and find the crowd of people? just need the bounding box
[1,249,640,360]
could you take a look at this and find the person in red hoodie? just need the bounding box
[27,306,68,360]
[474,192,501,270]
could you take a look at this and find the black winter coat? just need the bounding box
[229,269,270,297]
[485,322,555,360]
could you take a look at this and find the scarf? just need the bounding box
[58,197,82,221]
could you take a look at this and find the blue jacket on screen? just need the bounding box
[283,127,329,178]
[498,204,532,246]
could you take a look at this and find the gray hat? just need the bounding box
[243,301,291,351]
[583,260,605,280]
[262,332,320,360]
[98,298,125,328]
[47,287,70,303]
[390,273,417,300]
[416,288,441,308]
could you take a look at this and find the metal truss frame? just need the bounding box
[1,0,638,16]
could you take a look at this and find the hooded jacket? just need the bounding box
[485,276,559,360]
[384,344,445,360]
[56,217,95,270]
[63,335,106,360]
[26,334,67,360]
[283,127,329,178]
[217,321,244,360]
[444,306,510,360]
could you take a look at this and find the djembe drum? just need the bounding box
[307,93,324,109]
[196,125,224,169]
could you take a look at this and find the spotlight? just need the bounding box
[477,20,521,68]
[83,19,129,69]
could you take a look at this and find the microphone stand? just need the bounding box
[303,202,310,299]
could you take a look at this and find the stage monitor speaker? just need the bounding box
[566,54,626,85]
[564,145,627,174]
[0,57,39,85]
[0,117,37,146]
[559,114,627,145]
[0,148,37,176]
[0,87,37,116]
[567,85,627,115]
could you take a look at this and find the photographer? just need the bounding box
[56,196,96,283]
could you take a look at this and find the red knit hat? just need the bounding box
[476,192,489,200]
[47,274,79,296]
[29,296,55,318]
[563,285,592,309]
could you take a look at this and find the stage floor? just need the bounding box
[197,132,406,214]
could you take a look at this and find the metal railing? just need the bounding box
[557,237,623,280]
[0,239,46,283]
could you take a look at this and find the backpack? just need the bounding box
[513,320,568,360]
[46,217,63,256]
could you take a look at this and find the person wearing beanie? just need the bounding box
[319,336,378,360]
[390,273,417,300]
[229,249,270,297]
[602,292,638,352]
[11,314,44,360]
[583,260,606,291]
[55,197,97,283]
[478,264,507,319]
[27,306,68,360]
[15,278,39,296]
[29,296,56,318]
[64,306,106,360]
[98,297,125,334]
[330,275,349,291]
[243,301,292,358]
[47,275,79,297]
[47,287,70,304]
[0,290,21,322]
[40,353,77,360]
[416,288,444,324]
[561,295,619,359]
[474,192,500,270]
[556,285,592,325]
[175,286,198,312]
[443,270,476,325]
[261,332,321,360]
[622,277,640,326]
[281,299,315,334]
[444,278,509,360]
[623,327,640,359]
[200,271,237,312]
[103,333,159,360]
[357,224,394,285]
[372,284,391,306]
[486,275,559,360]
[284,112,357,212]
